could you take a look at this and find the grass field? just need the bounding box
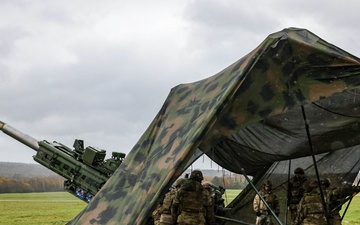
[0,191,359,224]
[0,192,86,225]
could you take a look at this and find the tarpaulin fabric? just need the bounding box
[69,27,360,225]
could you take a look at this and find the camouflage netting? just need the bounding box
[69,27,360,225]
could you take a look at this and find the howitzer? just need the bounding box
[207,183,226,207]
[0,120,126,203]
[209,183,226,195]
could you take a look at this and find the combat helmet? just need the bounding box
[321,178,331,188]
[264,180,272,188]
[190,170,204,182]
[294,167,305,175]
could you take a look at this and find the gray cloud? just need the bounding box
[1,0,359,170]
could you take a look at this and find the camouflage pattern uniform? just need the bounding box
[288,167,307,224]
[172,170,216,225]
[253,180,280,225]
[203,181,227,225]
[295,180,328,225]
[159,178,186,225]
[320,179,341,225]
[152,203,162,225]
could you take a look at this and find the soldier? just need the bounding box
[202,181,215,203]
[288,167,308,224]
[322,178,360,225]
[172,170,216,225]
[295,180,328,225]
[253,180,280,225]
[159,178,187,225]
[320,178,340,225]
[202,181,227,225]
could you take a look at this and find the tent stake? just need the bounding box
[301,105,331,225]
[241,168,283,225]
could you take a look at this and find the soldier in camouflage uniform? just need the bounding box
[295,180,328,225]
[253,180,280,225]
[172,170,216,225]
[321,178,341,225]
[159,178,187,225]
[288,167,308,224]
[321,178,360,225]
[203,181,226,225]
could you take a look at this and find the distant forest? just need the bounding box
[0,162,246,193]
[184,169,248,189]
[0,176,64,193]
[0,162,64,193]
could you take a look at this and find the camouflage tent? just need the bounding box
[69,28,360,224]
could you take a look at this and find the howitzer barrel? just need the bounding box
[0,120,39,151]
[0,120,125,203]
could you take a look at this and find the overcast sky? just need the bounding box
[1,0,360,170]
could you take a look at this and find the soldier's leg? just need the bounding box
[257,215,267,225]
[265,215,273,225]
[255,216,263,225]
[290,208,297,222]
[331,214,342,225]
[255,216,261,225]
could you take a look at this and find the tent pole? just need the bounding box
[215,215,255,225]
[285,159,291,224]
[301,105,331,225]
[341,173,360,220]
[240,168,283,225]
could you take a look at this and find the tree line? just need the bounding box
[0,173,247,194]
[204,174,248,189]
[0,176,64,193]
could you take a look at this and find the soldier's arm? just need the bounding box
[253,194,261,216]
[253,195,260,211]
[205,191,216,225]
[294,197,305,225]
[171,192,180,225]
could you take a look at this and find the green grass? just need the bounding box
[0,192,86,225]
[341,196,360,225]
[0,191,358,225]
[224,189,241,206]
